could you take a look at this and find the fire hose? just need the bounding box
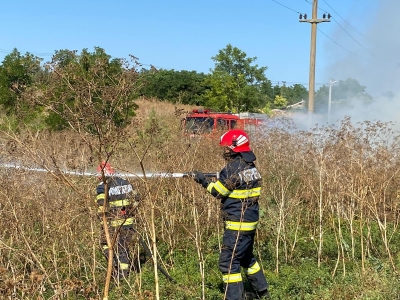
[0,163,219,179]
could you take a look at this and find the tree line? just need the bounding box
[0,44,374,131]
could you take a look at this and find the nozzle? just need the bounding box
[183,172,195,178]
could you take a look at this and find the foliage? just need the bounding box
[261,102,272,114]
[18,47,143,161]
[2,49,145,298]
[5,45,391,125]
[314,78,372,113]
[139,69,209,105]
[286,84,308,105]
[273,95,288,109]
[0,48,43,124]
[201,70,236,111]
[269,83,308,108]
[208,44,271,112]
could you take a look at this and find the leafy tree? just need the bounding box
[28,47,141,134]
[272,84,281,99]
[286,84,308,105]
[208,44,270,112]
[20,47,145,299]
[0,48,42,115]
[51,49,77,68]
[314,78,372,113]
[259,80,275,104]
[314,85,329,113]
[139,69,209,105]
[202,71,235,111]
[261,102,272,114]
[268,83,308,107]
[273,95,288,109]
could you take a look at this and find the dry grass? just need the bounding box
[1,100,400,299]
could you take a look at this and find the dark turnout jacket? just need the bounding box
[96,176,140,227]
[202,151,262,228]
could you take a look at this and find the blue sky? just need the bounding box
[1,0,398,96]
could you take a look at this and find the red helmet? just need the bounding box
[220,129,251,152]
[97,162,115,176]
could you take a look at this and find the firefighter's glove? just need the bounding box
[192,170,209,188]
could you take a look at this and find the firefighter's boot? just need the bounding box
[258,288,271,299]
[243,292,257,300]
[244,289,271,299]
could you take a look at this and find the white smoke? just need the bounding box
[319,0,400,128]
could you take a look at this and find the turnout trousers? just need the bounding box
[101,226,134,280]
[219,229,269,300]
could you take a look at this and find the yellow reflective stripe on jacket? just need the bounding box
[230,187,261,199]
[110,217,134,227]
[97,199,130,213]
[223,273,242,283]
[96,195,130,207]
[206,182,215,193]
[119,262,129,270]
[213,181,231,196]
[225,221,258,231]
[109,199,130,207]
[243,261,261,275]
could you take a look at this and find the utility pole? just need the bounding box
[299,0,331,114]
[328,78,337,124]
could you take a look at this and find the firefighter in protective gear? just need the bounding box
[192,130,270,300]
[96,162,141,281]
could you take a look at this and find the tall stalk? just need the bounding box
[192,195,206,299]
[317,167,324,268]
[150,203,160,300]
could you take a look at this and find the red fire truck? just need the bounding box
[182,109,267,137]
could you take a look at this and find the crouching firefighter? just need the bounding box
[192,130,270,300]
[96,162,141,282]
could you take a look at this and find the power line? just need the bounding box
[271,0,303,14]
[270,80,326,86]
[270,0,361,66]
[269,80,328,89]
[330,17,375,57]
[304,0,329,15]
[0,48,53,56]
[317,28,371,63]
[270,0,373,62]
[320,1,384,63]
[322,0,370,41]
[305,0,375,57]
[317,2,400,72]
